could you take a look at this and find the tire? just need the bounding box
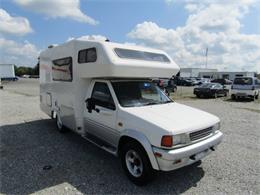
[120,141,155,185]
[214,92,218,98]
[231,94,236,100]
[256,94,259,100]
[56,114,67,133]
[196,94,201,98]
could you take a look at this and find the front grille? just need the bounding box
[190,127,213,141]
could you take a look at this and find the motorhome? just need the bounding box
[40,39,223,185]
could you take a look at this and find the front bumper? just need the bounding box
[153,131,223,171]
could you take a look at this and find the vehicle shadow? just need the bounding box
[224,98,253,103]
[0,119,205,194]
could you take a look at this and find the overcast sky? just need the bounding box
[0,0,259,72]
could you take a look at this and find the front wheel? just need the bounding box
[120,141,155,185]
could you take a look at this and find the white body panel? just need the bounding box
[0,64,15,78]
[119,103,219,147]
[39,39,222,172]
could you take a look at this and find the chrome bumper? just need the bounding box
[153,131,223,171]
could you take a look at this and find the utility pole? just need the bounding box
[205,47,208,69]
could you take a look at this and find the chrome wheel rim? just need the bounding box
[125,150,143,177]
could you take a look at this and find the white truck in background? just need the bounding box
[231,77,260,100]
[39,39,223,185]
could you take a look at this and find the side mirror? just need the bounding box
[85,98,95,113]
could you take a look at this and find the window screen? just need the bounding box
[52,57,72,81]
[114,48,170,63]
[78,48,97,63]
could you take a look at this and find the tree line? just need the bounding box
[15,63,39,76]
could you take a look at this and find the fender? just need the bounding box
[119,129,160,170]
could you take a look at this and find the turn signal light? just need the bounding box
[161,135,173,147]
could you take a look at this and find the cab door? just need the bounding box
[84,81,119,147]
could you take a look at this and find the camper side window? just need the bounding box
[52,57,73,82]
[78,48,97,63]
[91,82,115,110]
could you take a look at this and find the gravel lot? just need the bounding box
[0,79,259,194]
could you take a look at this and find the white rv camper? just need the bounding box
[40,39,223,185]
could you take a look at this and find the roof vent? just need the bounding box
[48,45,54,48]
[105,39,110,42]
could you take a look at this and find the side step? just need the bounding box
[83,133,117,156]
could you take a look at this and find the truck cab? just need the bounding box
[79,79,222,185]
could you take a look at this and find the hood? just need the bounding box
[122,102,219,135]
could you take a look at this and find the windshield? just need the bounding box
[233,77,253,85]
[200,83,215,88]
[112,81,172,107]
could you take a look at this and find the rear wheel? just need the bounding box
[56,114,67,133]
[231,94,236,100]
[196,94,201,98]
[120,141,155,185]
[256,94,259,99]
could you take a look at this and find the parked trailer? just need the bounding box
[0,64,16,80]
[40,39,223,185]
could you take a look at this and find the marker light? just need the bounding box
[161,135,173,147]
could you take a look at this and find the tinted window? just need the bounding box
[114,48,170,63]
[91,82,115,110]
[78,48,97,63]
[233,77,253,85]
[52,57,72,81]
[212,84,222,89]
[256,79,260,85]
[200,83,214,88]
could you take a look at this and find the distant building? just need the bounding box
[179,68,257,81]
[180,68,218,78]
[0,64,15,79]
[199,71,257,81]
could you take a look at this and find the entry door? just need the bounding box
[84,82,119,147]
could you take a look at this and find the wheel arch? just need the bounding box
[117,129,159,170]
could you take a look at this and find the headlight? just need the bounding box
[161,134,186,147]
[212,122,220,132]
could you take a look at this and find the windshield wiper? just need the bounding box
[161,100,173,104]
[144,102,158,106]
